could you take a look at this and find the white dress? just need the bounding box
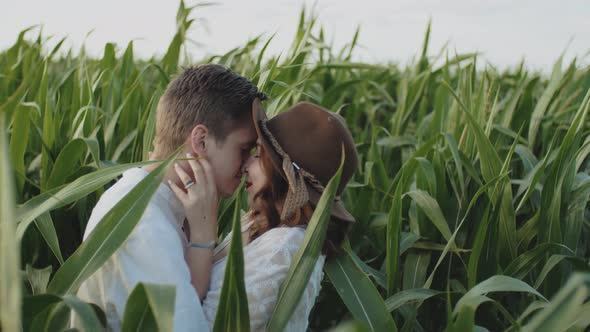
[202,216,326,331]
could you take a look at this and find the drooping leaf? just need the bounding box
[122,283,176,332]
[47,154,177,295]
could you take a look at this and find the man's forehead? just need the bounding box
[229,124,257,144]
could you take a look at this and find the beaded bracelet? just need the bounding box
[186,240,216,249]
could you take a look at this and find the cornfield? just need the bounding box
[2,2,590,331]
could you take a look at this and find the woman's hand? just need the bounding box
[168,153,219,243]
[168,152,219,301]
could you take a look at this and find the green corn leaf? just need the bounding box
[504,243,573,280]
[267,149,345,331]
[325,250,398,332]
[450,276,546,331]
[539,89,590,245]
[406,190,453,243]
[528,57,563,149]
[0,115,21,332]
[385,288,443,312]
[533,255,589,289]
[9,102,32,194]
[62,294,104,331]
[386,182,403,296]
[121,283,176,332]
[213,186,250,332]
[522,273,590,332]
[22,294,61,332]
[442,80,517,263]
[35,212,64,264]
[16,160,159,241]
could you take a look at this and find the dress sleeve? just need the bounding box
[116,207,210,332]
[202,227,324,331]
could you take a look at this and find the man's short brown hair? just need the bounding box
[154,64,266,155]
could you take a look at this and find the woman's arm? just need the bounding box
[184,220,215,300]
[212,218,252,263]
[169,154,219,301]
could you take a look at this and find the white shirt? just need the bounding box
[203,217,326,331]
[75,168,209,332]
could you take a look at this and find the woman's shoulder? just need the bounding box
[247,226,306,256]
[263,225,305,243]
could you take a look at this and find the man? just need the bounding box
[75,64,265,331]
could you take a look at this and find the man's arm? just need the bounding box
[117,213,210,332]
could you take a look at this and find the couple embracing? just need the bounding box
[74,64,358,331]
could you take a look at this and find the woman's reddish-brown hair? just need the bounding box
[248,145,350,258]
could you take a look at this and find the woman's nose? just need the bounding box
[241,155,253,173]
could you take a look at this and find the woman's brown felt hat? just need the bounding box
[252,98,358,223]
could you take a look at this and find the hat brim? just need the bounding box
[252,98,355,224]
[252,98,283,178]
[307,182,356,223]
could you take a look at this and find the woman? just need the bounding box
[171,100,358,331]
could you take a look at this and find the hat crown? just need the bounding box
[266,102,358,194]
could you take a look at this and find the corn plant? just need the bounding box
[2,1,590,331]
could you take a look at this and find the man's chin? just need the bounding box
[220,179,243,198]
[218,189,232,199]
[220,186,238,199]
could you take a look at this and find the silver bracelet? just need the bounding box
[186,240,216,249]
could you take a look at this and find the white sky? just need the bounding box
[2,0,589,72]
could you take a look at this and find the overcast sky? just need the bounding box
[2,0,589,72]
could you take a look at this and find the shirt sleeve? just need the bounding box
[115,205,210,332]
[202,227,324,331]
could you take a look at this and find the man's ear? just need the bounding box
[189,124,208,157]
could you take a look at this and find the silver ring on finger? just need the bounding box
[184,180,195,190]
